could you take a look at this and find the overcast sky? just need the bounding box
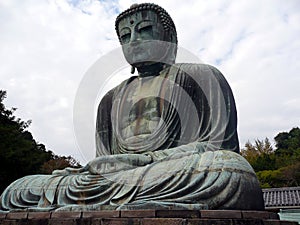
[1,0,299,164]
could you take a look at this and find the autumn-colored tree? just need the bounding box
[41,154,81,174]
[241,138,275,171]
[241,128,300,188]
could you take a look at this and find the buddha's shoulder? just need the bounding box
[172,63,222,75]
[170,63,230,86]
[99,75,138,103]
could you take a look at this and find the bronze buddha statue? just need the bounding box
[0,3,264,211]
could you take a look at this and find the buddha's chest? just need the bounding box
[117,77,169,139]
[123,97,161,134]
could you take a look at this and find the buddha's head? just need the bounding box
[115,3,177,75]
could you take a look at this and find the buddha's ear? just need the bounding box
[164,34,177,65]
[163,30,171,43]
[131,66,136,74]
[170,32,177,44]
[163,29,177,44]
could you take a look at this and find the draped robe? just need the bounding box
[0,63,264,211]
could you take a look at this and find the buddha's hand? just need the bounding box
[87,154,152,175]
[52,167,86,176]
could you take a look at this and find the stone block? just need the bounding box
[48,219,81,225]
[83,210,120,218]
[242,211,273,219]
[51,211,82,219]
[6,212,28,219]
[0,219,28,225]
[28,219,49,225]
[232,219,264,225]
[27,212,51,219]
[141,218,183,225]
[200,210,242,219]
[269,212,279,219]
[156,210,199,218]
[187,218,236,225]
[188,218,263,225]
[263,220,281,225]
[77,218,93,225]
[91,218,102,225]
[278,221,299,225]
[101,218,140,225]
[121,210,155,218]
[1,209,292,225]
[0,212,7,219]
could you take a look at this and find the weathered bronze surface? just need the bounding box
[0,3,264,211]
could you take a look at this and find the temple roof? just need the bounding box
[263,187,300,209]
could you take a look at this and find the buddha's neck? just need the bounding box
[136,63,165,77]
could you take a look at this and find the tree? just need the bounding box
[241,128,300,188]
[279,162,300,187]
[256,170,282,188]
[275,127,300,156]
[241,138,275,171]
[0,91,51,192]
[41,154,81,174]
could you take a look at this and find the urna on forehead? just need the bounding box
[117,10,159,27]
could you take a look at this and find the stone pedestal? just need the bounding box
[0,210,298,225]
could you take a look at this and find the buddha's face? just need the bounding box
[118,10,169,68]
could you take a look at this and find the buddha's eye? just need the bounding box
[120,33,131,44]
[138,25,153,39]
[137,21,153,39]
[138,25,152,33]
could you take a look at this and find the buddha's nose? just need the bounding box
[130,31,141,43]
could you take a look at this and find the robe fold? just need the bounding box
[0,63,264,211]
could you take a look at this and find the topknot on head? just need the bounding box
[130,3,139,9]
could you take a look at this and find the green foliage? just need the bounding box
[256,170,282,188]
[242,127,300,188]
[279,161,300,186]
[0,90,81,193]
[241,138,275,171]
[275,128,300,153]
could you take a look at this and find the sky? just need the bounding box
[0,0,299,164]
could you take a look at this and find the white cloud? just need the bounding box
[0,0,119,162]
[0,0,299,163]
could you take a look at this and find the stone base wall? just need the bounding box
[0,210,298,225]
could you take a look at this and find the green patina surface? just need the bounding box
[0,3,264,212]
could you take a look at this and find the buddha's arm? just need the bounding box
[84,142,208,175]
[86,154,152,174]
[144,141,211,162]
[145,64,239,162]
[52,154,152,175]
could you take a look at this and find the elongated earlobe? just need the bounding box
[131,66,135,74]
